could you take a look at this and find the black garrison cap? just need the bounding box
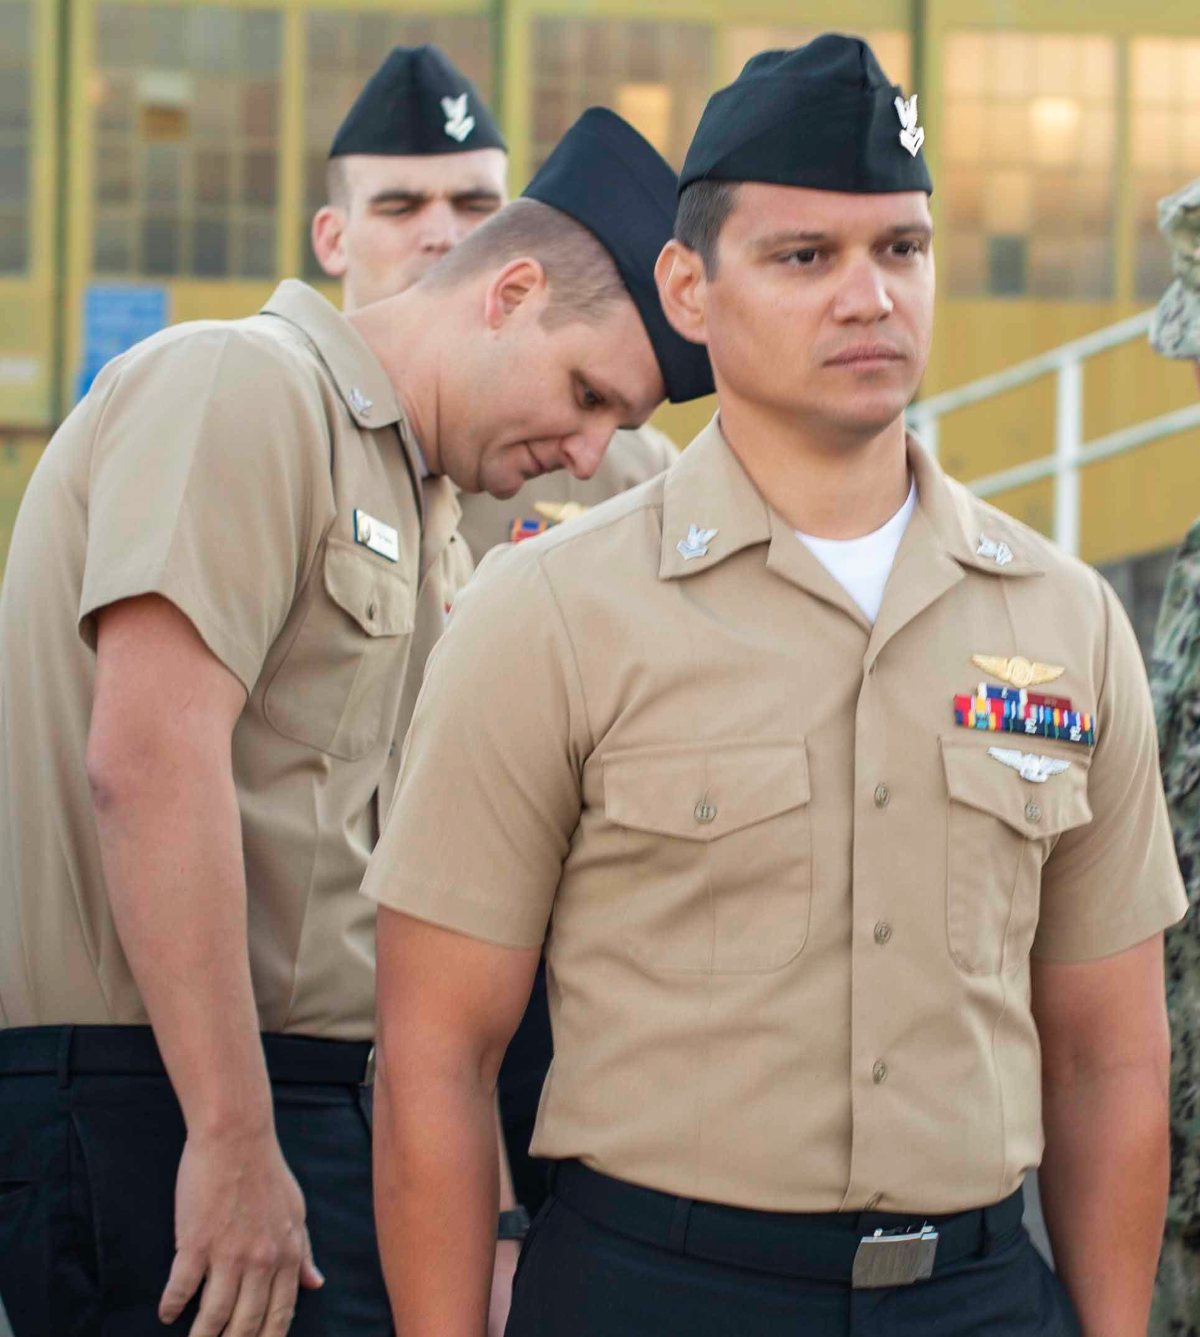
[329,44,506,159]
[523,108,714,404]
[680,34,932,196]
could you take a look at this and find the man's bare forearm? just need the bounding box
[88,596,271,1140]
[374,1048,499,1337]
[91,736,273,1137]
[1039,1059,1169,1337]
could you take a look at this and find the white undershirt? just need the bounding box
[795,479,917,625]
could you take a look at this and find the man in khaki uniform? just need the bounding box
[361,37,1187,1337]
[307,44,686,568]
[309,45,705,1217]
[0,106,712,1337]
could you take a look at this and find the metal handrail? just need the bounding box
[908,311,1154,423]
[968,403,1200,500]
[905,308,1200,557]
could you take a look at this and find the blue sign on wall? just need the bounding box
[76,284,169,400]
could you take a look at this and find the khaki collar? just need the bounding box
[660,418,1044,583]
[261,280,404,431]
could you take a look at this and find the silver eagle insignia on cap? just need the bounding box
[441,94,475,143]
[895,94,924,158]
[987,748,1071,784]
[677,525,718,560]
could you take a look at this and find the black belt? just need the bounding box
[548,1160,1025,1289]
[0,1025,375,1086]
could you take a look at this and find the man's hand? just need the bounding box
[488,1240,519,1337]
[160,1128,323,1337]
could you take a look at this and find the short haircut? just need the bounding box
[420,198,627,329]
[674,181,741,277]
[325,159,351,210]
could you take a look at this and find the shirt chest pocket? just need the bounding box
[265,540,415,760]
[941,737,1092,975]
[602,740,812,973]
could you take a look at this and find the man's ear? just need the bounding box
[311,206,349,279]
[482,257,547,330]
[655,241,708,346]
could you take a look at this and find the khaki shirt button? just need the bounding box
[873,784,890,809]
[873,921,892,946]
[1025,801,1042,824]
[695,802,717,825]
[872,1060,888,1085]
[366,601,377,622]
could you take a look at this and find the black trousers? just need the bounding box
[0,1026,392,1337]
[506,1163,1082,1337]
[497,962,552,1215]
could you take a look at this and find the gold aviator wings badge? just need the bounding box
[971,655,1065,690]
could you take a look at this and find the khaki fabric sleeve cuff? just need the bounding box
[363,875,549,951]
[1031,876,1187,962]
[79,572,262,697]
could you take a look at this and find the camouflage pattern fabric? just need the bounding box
[1150,517,1200,1337]
[1150,176,1200,362]
[1151,1227,1200,1337]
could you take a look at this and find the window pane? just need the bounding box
[93,215,133,273]
[92,5,282,279]
[96,143,133,205]
[0,1,31,274]
[142,216,181,274]
[942,31,1116,298]
[237,218,274,277]
[144,143,182,206]
[192,217,229,276]
[0,210,27,271]
[0,66,29,134]
[241,151,276,208]
[1131,38,1200,300]
[0,144,28,209]
[195,148,231,206]
[531,18,713,171]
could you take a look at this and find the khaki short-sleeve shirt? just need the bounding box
[455,424,677,559]
[363,420,1185,1211]
[0,280,466,1039]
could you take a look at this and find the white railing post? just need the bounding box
[921,415,939,460]
[1054,359,1083,558]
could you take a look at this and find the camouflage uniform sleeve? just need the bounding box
[1150,518,1200,1233]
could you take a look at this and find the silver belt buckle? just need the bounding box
[851,1225,938,1289]
[362,1045,376,1086]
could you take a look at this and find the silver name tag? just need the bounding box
[851,1225,938,1290]
[353,509,399,563]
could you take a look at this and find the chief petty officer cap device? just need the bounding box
[329,43,506,158]
[680,33,933,197]
[522,108,715,405]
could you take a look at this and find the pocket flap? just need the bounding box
[324,540,414,638]
[941,735,1092,838]
[604,740,810,842]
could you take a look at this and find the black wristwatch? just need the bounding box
[497,1206,531,1241]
